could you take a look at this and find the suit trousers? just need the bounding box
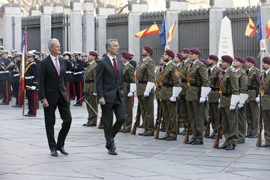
[237,105,246,142]
[26,89,37,115]
[209,102,219,135]
[85,92,98,125]
[262,110,270,145]
[138,94,154,134]
[162,100,177,138]
[101,92,126,150]
[187,101,204,142]
[179,95,188,130]
[43,93,72,150]
[246,101,259,135]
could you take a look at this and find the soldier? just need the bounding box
[34,52,41,66]
[63,52,73,105]
[83,51,98,127]
[72,52,85,106]
[185,48,209,145]
[217,55,239,150]
[25,53,39,117]
[11,50,17,61]
[245,56,260,138]
[232,56,248,144]
[258,57,270,147]
[0,50,11,105]
[136,46,155,136]
[129,53,137,70]
[206,55,222,139]
[200,59,209,130]
[10,53,21,107]
[179,48,192,135]
[120,51,135,133]
[41,52,47,60]
[158,50,181,141]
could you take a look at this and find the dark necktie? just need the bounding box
[208,69,211,76]
[113,58,118,76]
[182,61,185,67]
[246,70,249,75]
[163,65,167,70]
[190,63,193,69]
[264,72,267,79]
[221,71,225,77]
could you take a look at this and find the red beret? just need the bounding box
[209,55,218,61]
[222,55,233,63]
[246,56,256,64]
[200,59,207,65]
[144,45,153,54]
[190,48,201,54]
[89,51,98,56]
[165,50,175,58]
[263,57,270,64]
[235,56,245,63]
[102,53,107,58]
[121,51,132,59]
[176,53,182,60]
[182,48,190,54]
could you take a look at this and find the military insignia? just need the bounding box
[219,82,222,94]
[187,75,190,87]
[174,70,179,77]
[260,85,264,96]
[135,70,138,80]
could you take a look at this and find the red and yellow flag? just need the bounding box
[135,23,160,38]
[245,13,256,38]
[167,21,176,44]
[265,19,270,41]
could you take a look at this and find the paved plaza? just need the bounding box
[0,97,270,180]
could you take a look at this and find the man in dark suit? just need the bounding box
[96,39,126,155]
[38,38,72,157]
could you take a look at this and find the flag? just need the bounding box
[256,6,262,42]
[266,19,270,41]
[135,23,160,38]
[160,15,166,47]
[167,21,176,45]
[18,32,27,107]
[245,13,256,38]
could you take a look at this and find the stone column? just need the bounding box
[128,0,148,63]
[209,0,233,56]
[40,3,51,54]
[70,0,82,53]
[29,7,41,16]
[96,4,115,56]
[53,3,64,14]
[1,4,14,53]
[64,5,70,51]
[82,0,95,53]
[12,4,22,52]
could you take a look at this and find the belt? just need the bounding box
[85,80,94,83]
[138,80,147,84]
[222,93,232,96]
[190,83,201,87]
[211,87,219,91]
[181,79,187,83]
[157,86,161,88]
[0,71,9,74]
[66,71,73,73]
[265,92,270,95]
[163,83,173,87]
[248,87,257,90]
[25,76,34,79]
[13,74,20,77]
[73,72,82,75]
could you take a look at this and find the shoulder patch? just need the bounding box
[174,69,179,77]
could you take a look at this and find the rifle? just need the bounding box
[131,104,140,135]
[213,107,222,148]
[256,94,263,146]
[204,116,211,137]
[177,112,180,134]
[154,103,162,139]
[183,119,190,143]
[98,118,103,128]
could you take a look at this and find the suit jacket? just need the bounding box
[123,63,135,95]
[261,71,270,110]
[96,56,124,103]
[247,66,261,102]
[208,66,221,103]
[38,55,68,106]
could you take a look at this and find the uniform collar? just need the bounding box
[124,62,129,66]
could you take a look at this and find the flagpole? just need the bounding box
[164,14,169,50]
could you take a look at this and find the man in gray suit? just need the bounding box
[96,39,126,155]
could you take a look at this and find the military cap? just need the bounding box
[74,52,81,56]
[2,50,8,54]
[27,53,35,57]
[176,53,182,60]
[263,57,270,64]
[165,49,175,58]
[11,49,17,53]
[34,51,40,55]
[41,52,47,55]
[81,53,87,57]
[130,52,134,56]
[15,53,22,57]
[144,45,153,54]
[222,55,233,63]
[121,51,132,59]
[182,48,190,54]
[190,48,201,54]
[63,52,70,56]
[200,59,208,65]
[235,56,245,63]
[246,56,256,64]
[89,51,98,57]
[0,46,4,50]
[102,53,107,58]
[209,55,218,61]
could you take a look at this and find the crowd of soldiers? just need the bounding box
[1,44,270,150]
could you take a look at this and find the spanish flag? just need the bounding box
[135,23,160,38]
[245,13,256,38]
[167,21,176,45]
[265,19,270,41]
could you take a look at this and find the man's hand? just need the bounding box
[255,96,260,103]
[42,99,49,107]
[229,105,236,111]
[93,93,97,96]
[99,97,106,105]
[144,91,150,97]
[127,92,133,97]
[238,103,244,109]
[199,97,206,103]
[169,96,177,102]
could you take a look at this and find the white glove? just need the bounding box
[93,93,97,96]
[205,97,208,102]
[127,92,133,97]
[159,99,161,102]
[229,105,236,111]
[169,96,177,102]
[144,91,150,97]
[199,97,206,103]
[218,98,220,104]
[238,103,244,109]
[31,86,36,90]
[218,104,220,109]
[255,96,260,103]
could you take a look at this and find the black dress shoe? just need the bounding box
[98,126,104,129]
[189,131,193,135]
[179,124,184,128]
[181,131,186,135]
[143,132,154,136]
[138,132,145,136]
[25,114,36,117]
[138,125,144,128]
[159,135,168,140]
[0,103,9,105]
[249,135,258,138]
[259,143,270,147]
[207,135,215,138]
[212,135,222,139]
[192,141,203,145]
[161,128,166,132]
[245,134,251,137]
[166,136,177,141]
[108,148,117,155]
[217,144,227,149]
[226,144,235,150]
[237,140,245,144]
[86,123,96,127]
[73,104,82,106]
[12,104,20,107]
[83,123,88,126]
[122,130,130,133]
[119,129,123,132]
[185,140,195,144]
[51,150,58,156]
[57,147,68,155]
